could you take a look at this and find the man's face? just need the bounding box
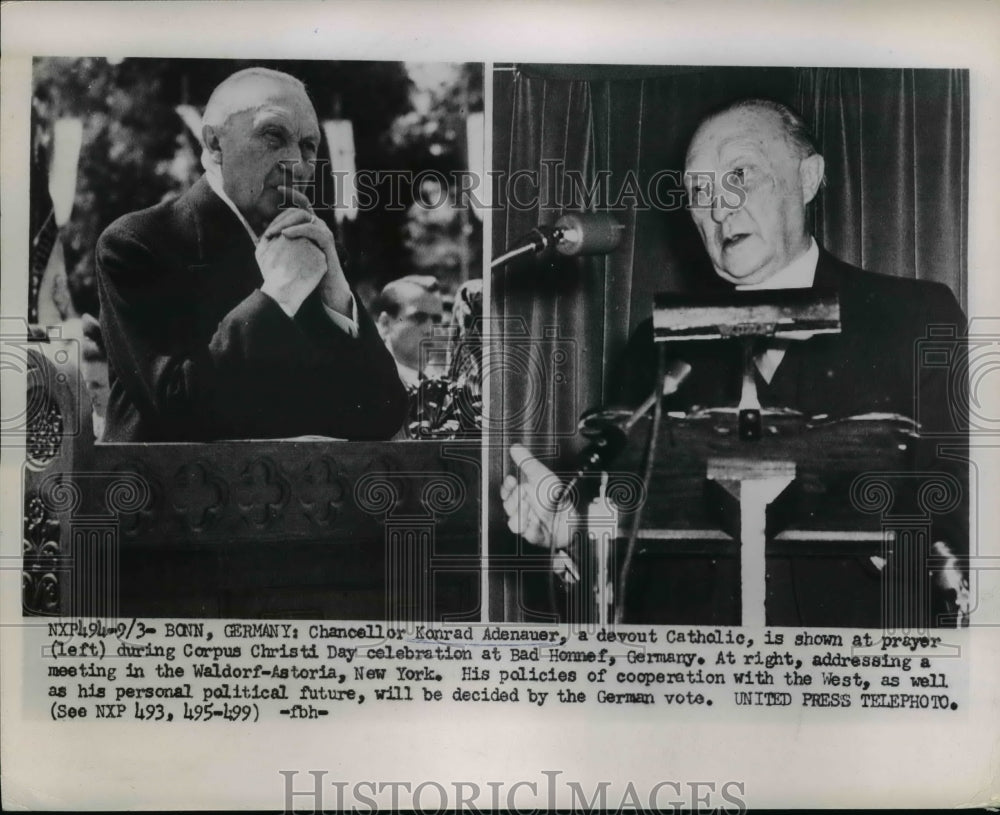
[80,357,109,418]
[213,79,321,233]
[379,285,445,371]
[684,108,818,286]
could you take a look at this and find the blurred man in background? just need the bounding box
[78,313,110,442]
[372,274,445,387]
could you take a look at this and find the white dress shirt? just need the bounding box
[735,238,819,383]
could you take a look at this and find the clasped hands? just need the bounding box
[256,186,351,317]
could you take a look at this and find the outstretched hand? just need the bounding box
[932,540,971,625]
[499,443,576,550]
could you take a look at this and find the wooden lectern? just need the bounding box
[561,287,961,628]
[566,408,960,628]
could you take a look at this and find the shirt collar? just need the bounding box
[735,237,818,291]
[203,162,261,245]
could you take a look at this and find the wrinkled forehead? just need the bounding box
[217,77,318,132]
[684,108,791,174]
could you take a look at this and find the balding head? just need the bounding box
[684,98,825,286]
[202,67,308,131]
[200,67,320,233]
[686,98,821,169]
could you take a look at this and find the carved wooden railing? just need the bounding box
[23,341,480,622]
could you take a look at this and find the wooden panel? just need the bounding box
[21,360,482,620]
[609,410,917,533]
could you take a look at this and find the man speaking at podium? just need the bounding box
[501,98,968,627]
[97,67,407,442]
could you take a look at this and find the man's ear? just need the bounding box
[800,153,825,205]
[375,311,391,337]
[202,124,223,164]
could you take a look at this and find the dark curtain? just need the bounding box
[797,68,969,303]
[490,64,968,621]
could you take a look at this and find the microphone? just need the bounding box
[624,360,693,432]
[492,212,624,268]
[563,359,692,506]
[552,213,625,256]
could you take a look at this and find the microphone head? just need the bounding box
[662,360,693,395]
[554,212,625,256]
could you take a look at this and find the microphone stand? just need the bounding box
[615,344,668,624]
[491,225,565,269]
[547,350,684,623]
[491,213,625,269]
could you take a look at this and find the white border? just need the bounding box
[3,1,999,810]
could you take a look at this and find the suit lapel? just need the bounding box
[178,177,263,335]
[183,177,261,302]
[181,177,260,284]
[758,249,846,412]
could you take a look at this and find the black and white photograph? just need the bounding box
[2,2,998,813]
[22,56,484,621]
[492,64,973,630]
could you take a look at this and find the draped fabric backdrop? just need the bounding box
[489,65,968,620]
[798,68,968,302]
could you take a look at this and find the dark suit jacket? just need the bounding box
[96,177,407,442]
[608,248,968,626]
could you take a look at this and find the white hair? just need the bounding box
[200,67,309,170]
[203,67,306,128]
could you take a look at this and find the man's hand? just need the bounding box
[932,540,970,625]
[499,444,576,549]
[264,196,352,317]
[256,230,326,316]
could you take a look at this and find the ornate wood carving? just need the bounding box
[172,460,228,533]
[297,455,347,527]
[26,396,63,468]
[20,331,481,619]
[22,491,62,614]
[22,340,91,614]
[18,439,480,619]
[234,456,290,530]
